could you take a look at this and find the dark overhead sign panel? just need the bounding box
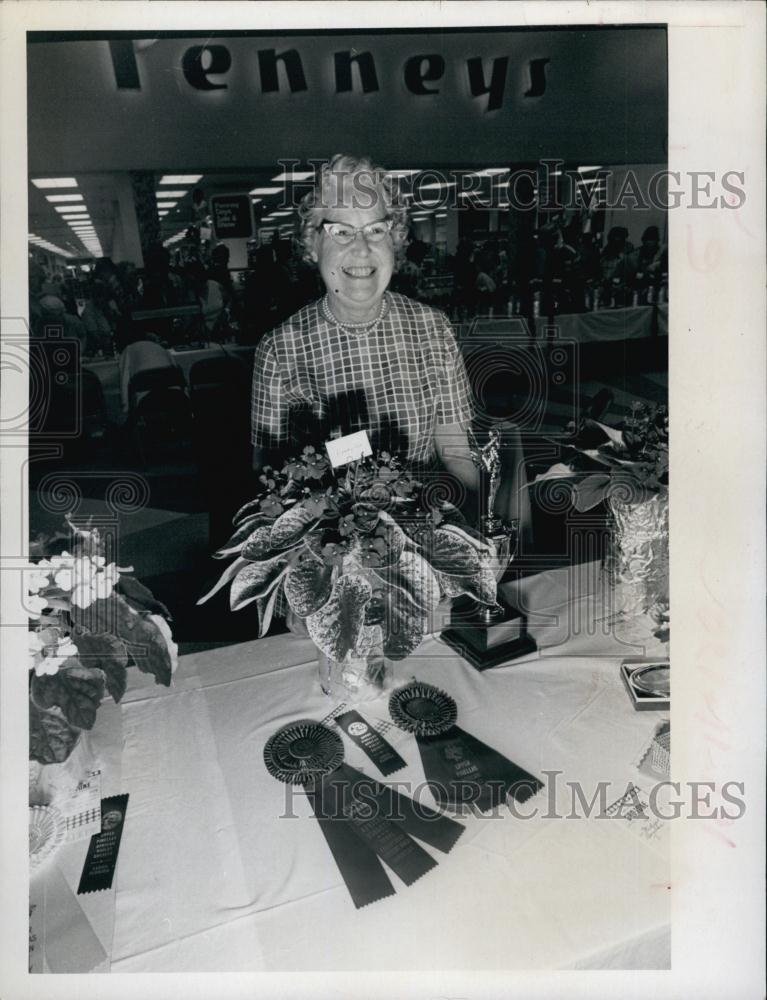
[210,194,253,240]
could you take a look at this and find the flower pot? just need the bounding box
[605,489,669,641]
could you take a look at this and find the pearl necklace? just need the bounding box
[322,293,388,335]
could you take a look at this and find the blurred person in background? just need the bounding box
[80,280,117,356]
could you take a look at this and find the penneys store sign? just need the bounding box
[27,29,668,172]
[109,40,550,113]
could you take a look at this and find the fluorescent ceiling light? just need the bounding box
[418,182,456,190]
[577,166,603,173]
[55,205,88,214]
[66,215,91,222]
[249,187,282,196]
[251,197,263,204]
[155,190,187,199]
[46,194,84,203]
[470,168,510,177]
[270,211,293,217]
[159,174,202,185]
[271,170,314,182]
[32,177,78,189]
[159,211,169,217]
[157,202,177,209]
[386,170,421,177]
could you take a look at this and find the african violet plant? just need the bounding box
[198,448,499,662]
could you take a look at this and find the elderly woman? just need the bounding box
[250,153,480,507]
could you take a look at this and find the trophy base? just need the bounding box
[440,597,537,671]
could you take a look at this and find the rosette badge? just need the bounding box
[389,681,543,813]
[263,721,344,785]
[263,717,464,909]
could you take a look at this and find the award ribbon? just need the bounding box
[334,709,407,776]
[77,794,129,894]
[264,720,464,909]
[389,682,543,813]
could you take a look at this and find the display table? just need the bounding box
[536,306,655,343]
[29,564,669,973]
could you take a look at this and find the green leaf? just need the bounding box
[375,550,441,613]
[374,512,407,567]
[122,613,174,686]
[571,474,611,512]
[231,499,272,528]
[241,525,278,561]
[422,528,480,577]
[283,557,333,617]
[29,702,80,765]
[306,573,372,662]
[115,575,172,620]
[214,513,273,558]
[434,571,465,600]
[531,463,576,485]
[269,506,318,550]
[439,522,495,557]
[31,662,105,731]
[230,555,290,612]
[255,581,283,639]
[197,556,249,605]
[436,563,497,605]
[71,631,129,703]
[381,589,427,661]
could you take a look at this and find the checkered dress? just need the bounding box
[250,292,473,464]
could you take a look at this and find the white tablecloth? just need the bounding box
[31,565,669,973]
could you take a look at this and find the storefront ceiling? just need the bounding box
[27,26,666,257]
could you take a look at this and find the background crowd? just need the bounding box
[29,210,667,358]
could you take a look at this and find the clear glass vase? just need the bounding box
[317,647,393,703]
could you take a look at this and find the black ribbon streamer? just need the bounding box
[389,682,544,813]
[264,720,464,909]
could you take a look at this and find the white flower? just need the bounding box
[49,551,74,568]
[54,567,74,591]
[71,583,95,609]
[26,566,52,594]
[148,613,178,675]
[68,557,117,608]
[33,635,78,677]
[26,594,48,619]
[28,631,44,672]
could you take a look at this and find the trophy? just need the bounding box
[440,428,537,670]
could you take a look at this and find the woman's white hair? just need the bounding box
[297,154,409,265]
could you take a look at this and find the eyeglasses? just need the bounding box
[319,219,394,246]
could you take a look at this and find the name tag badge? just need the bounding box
[325,430,373,469]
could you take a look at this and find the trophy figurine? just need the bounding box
[440,428,537,669]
